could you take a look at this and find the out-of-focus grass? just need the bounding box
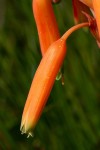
[0,0,100,150]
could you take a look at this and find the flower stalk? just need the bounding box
[62,22,89,40]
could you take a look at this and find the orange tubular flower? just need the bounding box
[33,0,60,55]
[20,22,89,137]
[21,38,66,137]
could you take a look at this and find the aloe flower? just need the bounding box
[20,22,89,137]
[20,0,100,137]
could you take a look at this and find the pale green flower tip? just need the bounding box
[27,132,34,138]
[20,124,34,138]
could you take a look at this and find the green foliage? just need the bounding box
[0,0,100,150]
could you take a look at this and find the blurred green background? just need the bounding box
[0,0,100,150]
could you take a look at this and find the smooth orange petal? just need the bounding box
[92,0,100,37]
[33,0,60,55]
